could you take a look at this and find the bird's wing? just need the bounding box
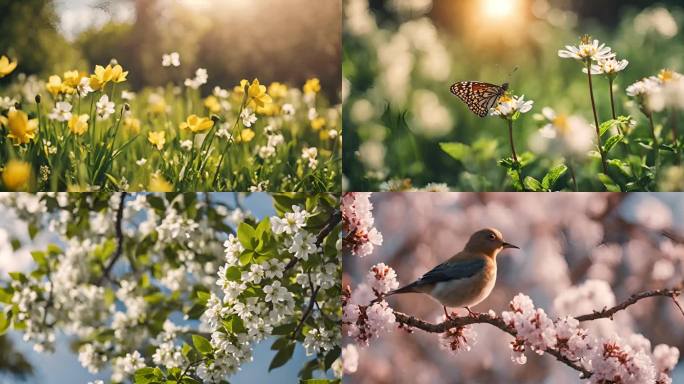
[414,258,486,287]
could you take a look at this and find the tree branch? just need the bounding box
[96,192,127,285]
[284,209,341,271]
[389,285,683,379]
[575,286,683,322]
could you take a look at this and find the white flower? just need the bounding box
[558,36,614,62]
[271,205,309,235]
[340,344,359,374]
[0,96,16,109]
[48,101,73,122]
[583,57,629,76]
[111,350,146,382]
[184,68,208,89]
[162,52,181,67]
[121,90,136,100]
[241,108,257,127]
[77,77,93,97]
[626,77,660,97]
[96,95,116,120]
[365,263,398,296]
[533,107,594,156]
[490,94,533,118]
[136,158,147,166]
[287,231,318,261]
[282,103,295,120]
[301,147,318,169]
[180,140,193,151]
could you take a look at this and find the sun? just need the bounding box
[481,0,521,19]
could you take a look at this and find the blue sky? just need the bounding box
[1,193,313,384]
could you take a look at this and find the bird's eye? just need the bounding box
[488,233,496,240]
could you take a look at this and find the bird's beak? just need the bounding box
[502,242,519,249]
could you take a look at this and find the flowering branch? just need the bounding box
[388,285,683,379]
[574,286,684,322]
[284,209,341,271]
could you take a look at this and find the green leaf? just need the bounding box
[181,343,193,358]
[10,238,21,251]
[541,164,568,190]
[324,346,341,370]
[523,177,542,192]
[598,173,621,192]
[192,334,213,355]
[0,287,12,304]
[47,243,62,255]
[196,291,211,304]
[237,222,256,250]
[30,251,47,267]
[28,224,38,240]
[180,378,201,384]
[599,119,616,137]
[0,311,10,335]
[231,316,246,333]
[224,266,241,281]
[271,337,290,351]
[439,142,470,161]
[8,272,27,283]
[269,343,295,371]
[256,217,271,238]
[239,251,253,266]
[603,134,624,153]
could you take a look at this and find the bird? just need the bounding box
[386,228,518,319]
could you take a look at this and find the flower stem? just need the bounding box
[568,159,578,191]
[586,60,608,174]
[671,109,681,164]
[608,77,616,120]
[507,119,525,191]
[648,112,659,180]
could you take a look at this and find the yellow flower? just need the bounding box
[239,129,255,143]
[147,94,168,115]
[180,114,214,133]
[2,160,31,191]
[149,174,173,192]
[233,79,249,100]
[268,82,288,99]
[311,117,326,131]
[204,96,221,114]
[46,75,65,96]
[247,79,272,110]
[63,70,82,87]
[67,114,89,135]
[90,64,128,90]
[123,117,141,135]
[148,131,166,150]
[303,78,321,95]
[6,108,38,145]
[0,55,18,78]
[257,103,279,116]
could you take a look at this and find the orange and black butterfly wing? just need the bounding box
[450,81,505,117]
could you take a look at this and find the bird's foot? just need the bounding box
[443,306,457,320]
[465,307,479,317]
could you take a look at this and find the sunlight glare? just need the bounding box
[481,0,520,19]
[177,0,253,11]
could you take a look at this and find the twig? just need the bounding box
[284,209,341,271]
[180,357,209,380]
[575,287,683,322]
[292,283,321,340]
[96,192,127,285]
[390,286,683,379]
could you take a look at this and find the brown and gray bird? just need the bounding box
[386,228,518,318]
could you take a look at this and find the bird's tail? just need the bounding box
[387,282,418,296]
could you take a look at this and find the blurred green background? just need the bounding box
[0,0,341,100]
[343,0,684,191]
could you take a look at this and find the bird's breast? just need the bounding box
[429,261,496,308]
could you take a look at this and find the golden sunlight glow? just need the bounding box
[481,0,520,19]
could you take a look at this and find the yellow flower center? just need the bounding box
[553,114,570,135]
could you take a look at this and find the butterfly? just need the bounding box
[450,81,509,117]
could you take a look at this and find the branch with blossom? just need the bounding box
[0,193,342,384]
[344,263,682,383]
